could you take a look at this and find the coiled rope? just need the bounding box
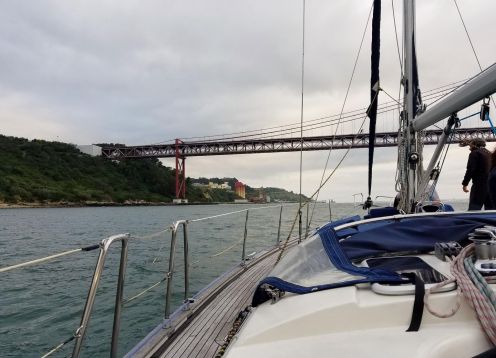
[424,244,496,345]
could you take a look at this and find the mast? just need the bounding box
[400,0,420,213]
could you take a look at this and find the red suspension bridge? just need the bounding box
[99,126,495,200]
[98,81,496,199]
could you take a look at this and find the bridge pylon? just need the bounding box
[175,139,186,201]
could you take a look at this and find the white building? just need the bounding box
[208,181,231,190]
[77,145,102,156]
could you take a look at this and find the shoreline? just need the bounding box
[0,201,218,209]
[0,201,293,209]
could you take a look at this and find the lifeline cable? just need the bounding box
[0,245,99,273]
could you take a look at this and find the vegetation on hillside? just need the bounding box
[0,135,308,205]
[191,178,308,202]
[0,135,176,203]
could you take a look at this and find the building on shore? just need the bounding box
[208,181,231,190]
[234,181,246,199]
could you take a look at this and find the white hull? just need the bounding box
[225,254,493,357]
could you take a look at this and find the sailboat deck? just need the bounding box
[158,256,275,358]
[133,241,292,358]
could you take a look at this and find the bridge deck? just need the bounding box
[100,127,494,159]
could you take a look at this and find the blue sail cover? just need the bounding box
[252,212,496,306]
[341,213,496,260]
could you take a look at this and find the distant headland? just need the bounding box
[0,135,308,208]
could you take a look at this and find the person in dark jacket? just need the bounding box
[488,149,496,209]
[461,138,492,210]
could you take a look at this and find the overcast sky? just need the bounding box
[1,0,496,202]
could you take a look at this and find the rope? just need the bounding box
[464,258,496,307]
[40,335,76,358]
[123,276,168,305]
[454,246,496,344]
[423,256,462,318]
[424,244,496,345]
[0,245,99,273]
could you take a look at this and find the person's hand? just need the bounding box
[463,185,469,193]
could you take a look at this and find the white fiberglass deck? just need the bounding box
[223,254,494,358]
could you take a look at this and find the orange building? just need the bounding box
[234,181,246,199]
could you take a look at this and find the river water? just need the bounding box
[0,202,356,357]
[0,201,470,357]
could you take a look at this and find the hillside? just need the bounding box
[0,135,305,205]
[0,135,177,204]
[191,178,308,202]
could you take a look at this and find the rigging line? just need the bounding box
[453,0,496,113]
[427,76,472,107]
[279,116,367,262]
[308,2,374,225]
[391,0,403,72]
[298,0,306,242]
[278,114,369,264]
[307,117,369,233]
[453,0,482,71]
[309,91,380,225]
[381,87,401,105]
[152,80,467,145]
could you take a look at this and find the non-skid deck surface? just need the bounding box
[157,252,278,358]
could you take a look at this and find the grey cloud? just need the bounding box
[0,0,494,200]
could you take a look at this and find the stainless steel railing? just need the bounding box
[163,205,285,319]
[72,233,130,358]
[164,220,190,319]
[1,204,289,358]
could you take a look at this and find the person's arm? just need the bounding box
[462,151,476,190]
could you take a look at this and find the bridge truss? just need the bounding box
[99,127,494,200]
[101,127,495,159]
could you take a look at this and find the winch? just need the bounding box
[469,226,496,274]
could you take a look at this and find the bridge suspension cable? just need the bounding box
[155,78,467,145]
